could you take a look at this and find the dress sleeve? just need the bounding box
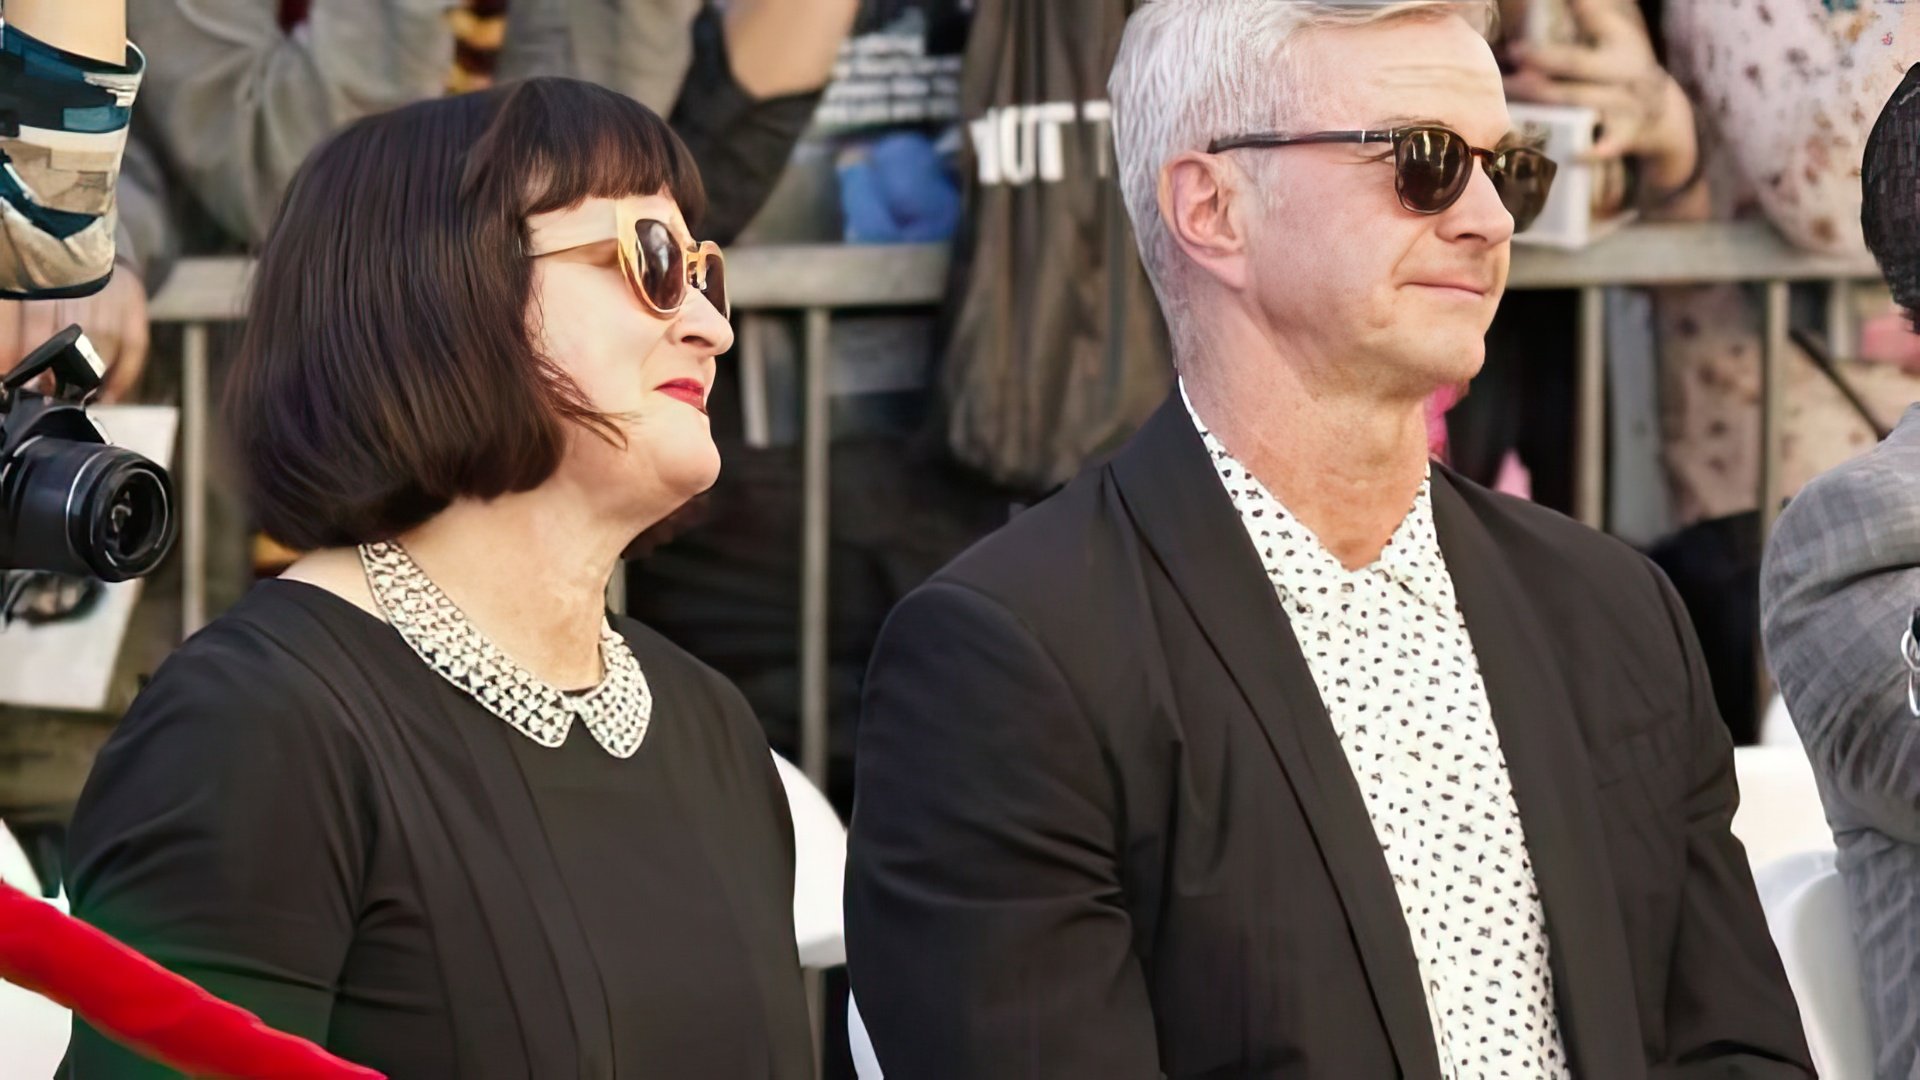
[125,0,450,247]
[64,630,372,1078]
[668,7,824,246]
[1664,0,1920,252]
[113,134,178,293]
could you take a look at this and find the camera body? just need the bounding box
[0,325,175,581]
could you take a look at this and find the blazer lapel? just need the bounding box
[1430,472,1647,1078]
[1109,394,1443,1080]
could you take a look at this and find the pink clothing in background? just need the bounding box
[1861,309,1920,373]
[1426,384,1532,500]
[1426,384,1464,462]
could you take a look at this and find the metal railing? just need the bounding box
[145,221,1886,786]
[1506,223,1881,534]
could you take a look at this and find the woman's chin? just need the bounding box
[648,452,720,510]
[630,420,720,489]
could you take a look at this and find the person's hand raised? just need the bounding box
[1502,0,1694,168]
[0,268,150,403]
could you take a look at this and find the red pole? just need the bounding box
[0,882,383,1079]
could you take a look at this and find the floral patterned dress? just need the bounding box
[1659,0,1920,525]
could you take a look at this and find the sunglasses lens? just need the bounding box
[632,219,687,313]
[1396,127,1470,213]
[1492,150,1557,233]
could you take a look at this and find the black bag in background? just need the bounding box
[1648,512,1763,746]
[937,0,1171,492]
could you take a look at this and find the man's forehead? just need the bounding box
[1368,57,1502,95]
[1303,58,1510,142]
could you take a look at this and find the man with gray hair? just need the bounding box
[845,1,1811,1077]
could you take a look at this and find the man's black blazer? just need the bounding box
[845,392,1813,1079]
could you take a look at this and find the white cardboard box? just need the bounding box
[1508,102,1638,250]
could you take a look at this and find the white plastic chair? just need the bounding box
[1757,855,1875,1080]
[1731,745,1834,870]
[1752,849,1834,916]
[1760,692,1802,748]
[0,822,70,1080]
[0,821,39,896]
[771,753,846,969]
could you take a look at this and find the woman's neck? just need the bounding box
[396,491,635,691]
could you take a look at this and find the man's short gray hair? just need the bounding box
[1108,0,1495,347]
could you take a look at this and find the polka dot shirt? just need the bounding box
[1184,389,1570,1079]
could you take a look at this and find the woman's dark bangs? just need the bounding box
[469,78,709,230]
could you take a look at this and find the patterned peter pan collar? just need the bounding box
[359,540,654,758]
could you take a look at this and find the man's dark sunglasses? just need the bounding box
[1207,125,1558,233]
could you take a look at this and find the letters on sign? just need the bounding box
[968,101,1115,186]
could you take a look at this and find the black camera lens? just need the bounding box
[2,435,175,581]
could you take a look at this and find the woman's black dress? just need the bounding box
[63,580,813,1079]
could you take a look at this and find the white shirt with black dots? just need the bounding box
[1183,387,1570,1079]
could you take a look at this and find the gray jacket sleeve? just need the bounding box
[127,0,453,247]
[1761,415,1920,845]
[113,134,177,292]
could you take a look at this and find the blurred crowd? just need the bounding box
[0,0,1914,905]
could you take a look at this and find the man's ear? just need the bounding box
[1157,151,1252,293]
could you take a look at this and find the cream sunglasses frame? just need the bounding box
[525,199,727,319]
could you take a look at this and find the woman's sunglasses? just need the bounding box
[1207,125,1558,233]
[526,200,729,320]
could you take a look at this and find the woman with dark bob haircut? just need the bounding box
[62,77,812,1078]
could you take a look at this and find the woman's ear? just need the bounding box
[1158,151,1252,293]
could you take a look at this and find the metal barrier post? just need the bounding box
[1758,281,1791,541]
[740,313,773,450]
[799,305,832,1079]
[1827,279,1856,360]
[1753,279,1792,718]
[1574,286,1607,528]
[799,309,832,790]
[181,322,210,639]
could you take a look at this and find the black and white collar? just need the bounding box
[360,540,653,758]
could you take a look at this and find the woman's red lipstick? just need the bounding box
[656,378,708,415]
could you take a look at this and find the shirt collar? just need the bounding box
[361,540,654,758]
[1180,379,1451,614]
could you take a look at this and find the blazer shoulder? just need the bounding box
[1442,469,1670,606]
[1449,467,1638,547]
[1792,430,1920,514]
[1769,433,1920,576]
[1761,430,1920,709]
[924,468,1126,625]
